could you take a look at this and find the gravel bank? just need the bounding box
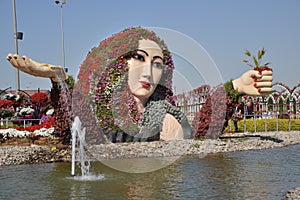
[86,131,300,160]
[0,145,71,166]
[1,131,300,166]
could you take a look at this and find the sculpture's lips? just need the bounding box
[140,81,150,89]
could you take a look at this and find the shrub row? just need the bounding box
[225,118,300,132]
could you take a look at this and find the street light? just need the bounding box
[12,0,23,92]
[55,0,67,72]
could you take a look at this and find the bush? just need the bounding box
[0,110,14,118]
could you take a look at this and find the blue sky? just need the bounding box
[0,0,299,93]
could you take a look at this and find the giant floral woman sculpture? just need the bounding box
[7,27,272,144]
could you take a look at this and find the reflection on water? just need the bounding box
[1,144,300,199]
[100,156,181,173]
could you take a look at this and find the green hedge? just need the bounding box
[225,118,300,132]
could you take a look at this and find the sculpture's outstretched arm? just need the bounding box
[7,53,68,82]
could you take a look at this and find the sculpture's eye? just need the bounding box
[152,62,164,69]
[132,53,145,62]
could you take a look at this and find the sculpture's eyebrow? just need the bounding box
[136,49,163,61]
[136,49,149,56]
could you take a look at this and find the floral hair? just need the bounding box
[76,27,176,135]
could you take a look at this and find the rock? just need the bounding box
[284,187,300,199]
[55,144,68,150]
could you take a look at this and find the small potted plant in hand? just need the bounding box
[241,48,272,73]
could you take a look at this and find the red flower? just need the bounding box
[16,116,55,132]
[31,92,49,103]
[0,100,14,108]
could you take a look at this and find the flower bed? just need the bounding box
[0,90,61,145]
[0,116,60,146]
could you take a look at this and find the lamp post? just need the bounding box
[55,0,67,72]
[12,0,23,92]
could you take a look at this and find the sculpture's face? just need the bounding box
[127,39,164,101]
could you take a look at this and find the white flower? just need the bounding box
[0,127,55,140]
[18,107,34,116]
[0,128,31,139]
[15,94,21,101]
[3,93,14,100]
[3,93,21,101]
[46,109,54,116]
[33,127,55,136]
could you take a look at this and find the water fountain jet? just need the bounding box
[71,116,90,176]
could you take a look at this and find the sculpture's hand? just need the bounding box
[7,53,67,82]
[232,69,273,96]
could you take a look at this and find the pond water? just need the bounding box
[1,144,300,199]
